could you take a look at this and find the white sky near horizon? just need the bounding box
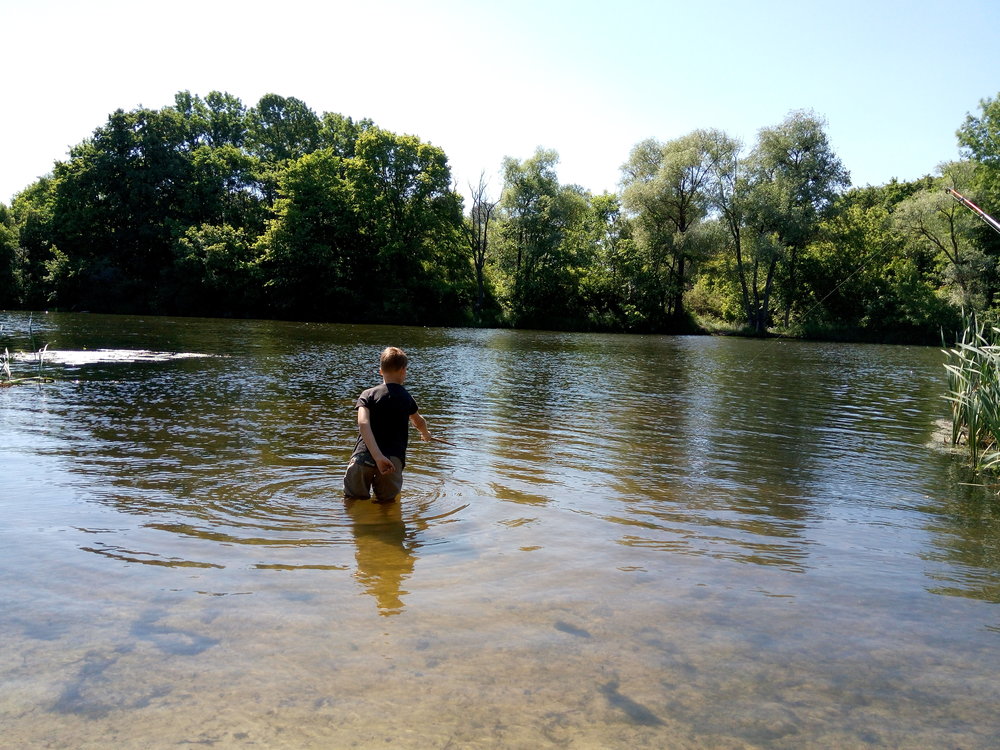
[2,0,998,207]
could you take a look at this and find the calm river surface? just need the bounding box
[2,312,1000,748]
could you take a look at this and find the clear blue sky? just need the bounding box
[3,0,998,206]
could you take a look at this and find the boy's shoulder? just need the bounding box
[357,382,413,403]
[357,383,388,403]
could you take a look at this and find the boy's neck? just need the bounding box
[381,369,406,385]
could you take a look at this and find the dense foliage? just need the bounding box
[2,90,999,341]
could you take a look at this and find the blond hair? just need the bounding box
[379,346,408,373]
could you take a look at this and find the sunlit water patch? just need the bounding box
[14,349,214,366]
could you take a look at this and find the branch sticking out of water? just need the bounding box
[0,318,54,386]
[36,343,48,378]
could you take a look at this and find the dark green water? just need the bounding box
[2,312,999,748]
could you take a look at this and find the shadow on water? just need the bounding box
[52,648,171,719]
[599,679,666,727]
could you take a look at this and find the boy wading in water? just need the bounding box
[344,347,433,503]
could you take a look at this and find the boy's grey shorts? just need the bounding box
[344,454,404,502]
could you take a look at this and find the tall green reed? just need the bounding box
[944,313,1000,471]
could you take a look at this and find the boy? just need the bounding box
[344,346,433,503]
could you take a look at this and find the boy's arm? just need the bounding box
[358,406,395,475]
[410,412,433,441]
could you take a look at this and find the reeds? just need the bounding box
[944,313,1000,471]
[0,324,10,386]
[0,318,52,386]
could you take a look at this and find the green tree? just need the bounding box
[893,161,993,310]
[170,91,264,232]
[319,113,374,157]
[957,92,1000,211]
[347,128,469,323]
[0,203,19,307]
[50,106,193,311]
[256,148,362,319]
[576,192,642,330]
[258,128,468,323]
[698,115,848,336]
[246,94,322,203]
[956,92,1000,277]
[748,110,850,329]
[495,148,589,327]
[702,129,772,333]
[247,94,321,163]
[797,195,953,341]
[171,90,249,149]
[186,144,265,231]
[9,177,57,307]
[171,223,260,316]
[621,130,721,326]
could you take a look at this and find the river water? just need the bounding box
[2,312,999,748]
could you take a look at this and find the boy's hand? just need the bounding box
[376,456,395,475]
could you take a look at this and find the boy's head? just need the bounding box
[379,346,408,377]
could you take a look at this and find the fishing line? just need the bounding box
[742,237,898,367]
[741,185,1000,366]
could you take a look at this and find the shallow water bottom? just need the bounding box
[3,513,997,750]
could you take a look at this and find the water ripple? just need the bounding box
[6,314,998,602]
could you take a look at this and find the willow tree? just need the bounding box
[745,110,849,332]
[621,130,721,327]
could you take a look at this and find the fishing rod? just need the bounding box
[945,187,1000,235]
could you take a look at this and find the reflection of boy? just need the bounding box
[344,347,432,502]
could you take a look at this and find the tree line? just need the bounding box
[2,90,999,341]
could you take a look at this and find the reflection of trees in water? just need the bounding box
[478,331,650,506]
[605,340,950,571]
[921,463,1000,603]
[598,338,816,569]
[346,499,417,616]
[612,338,906,570]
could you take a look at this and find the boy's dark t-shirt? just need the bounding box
[352,382,418,466]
